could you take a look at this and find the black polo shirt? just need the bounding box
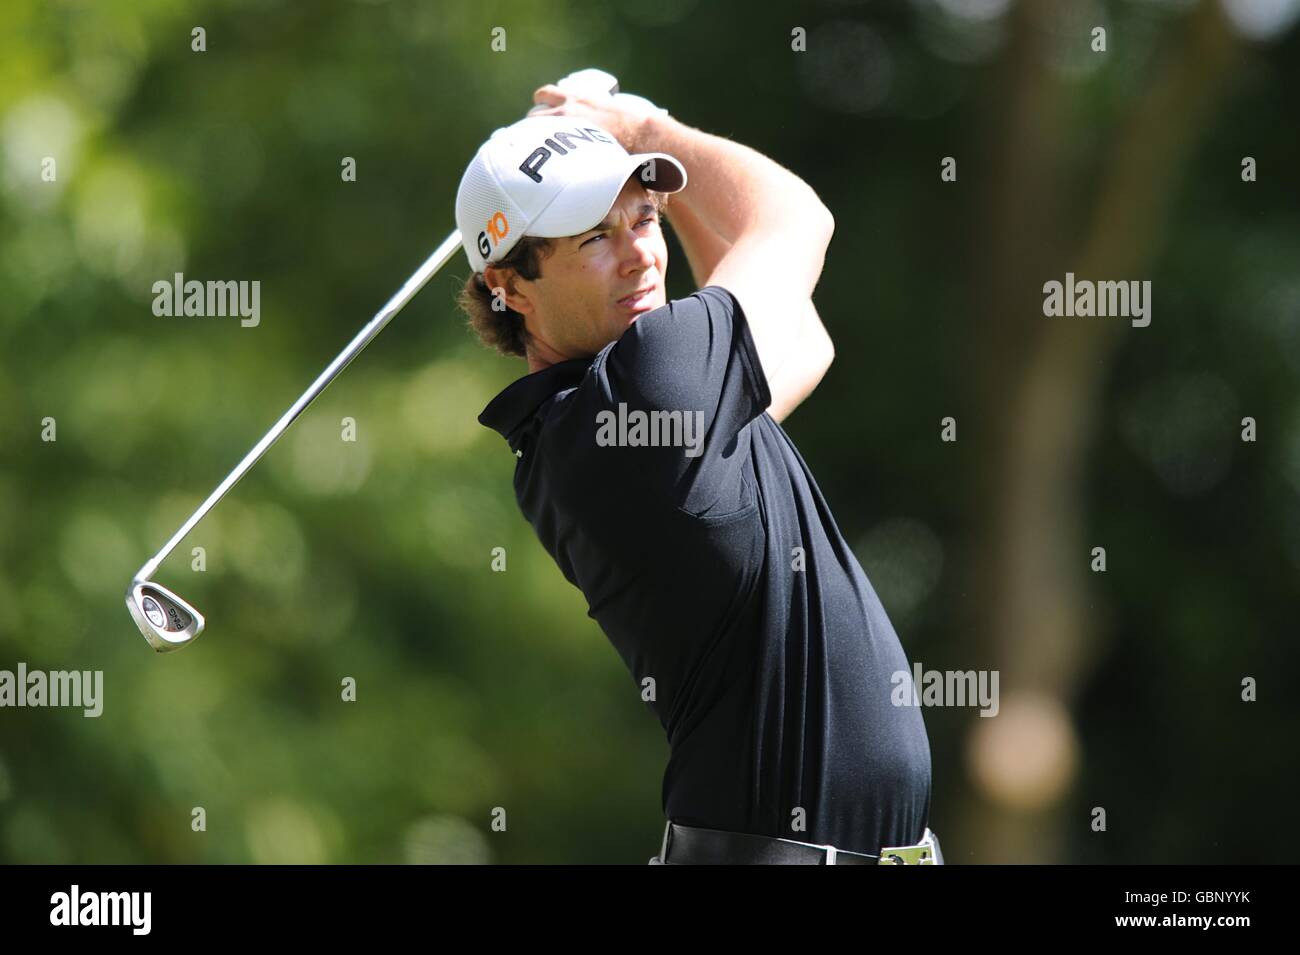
[479,285,932,854]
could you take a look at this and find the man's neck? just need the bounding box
[525,338,580,374]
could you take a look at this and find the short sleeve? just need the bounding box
[601,285,771,432]
[589,285,772,517]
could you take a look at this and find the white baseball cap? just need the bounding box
[455,116,687,274]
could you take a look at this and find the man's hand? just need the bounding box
[528,85,652,152]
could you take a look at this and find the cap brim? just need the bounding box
[526,153,688,240]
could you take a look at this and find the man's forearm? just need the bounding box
[663,195,732,289]
[631,114,832,242]
[764,300,834,424]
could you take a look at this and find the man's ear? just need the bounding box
[483,265,533,316]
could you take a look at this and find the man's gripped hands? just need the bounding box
[528,84,662,153]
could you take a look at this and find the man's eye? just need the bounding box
[581,219,656,247]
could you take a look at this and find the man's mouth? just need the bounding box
[618,284,657,311]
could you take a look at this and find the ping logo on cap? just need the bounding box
[478,211,509,260]
[517,126,617,183]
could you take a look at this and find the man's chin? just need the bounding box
[620,302,658,327]
[609,300,658,339]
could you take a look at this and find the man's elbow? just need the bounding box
[817,205,835,239]
[811,313,835,373]
[783,196,834,243]
[807,205,835,272]
[799,328,835,405]
[806,203,837,244]
[813,334,834,383]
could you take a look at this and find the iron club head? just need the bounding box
[126,579,205,653]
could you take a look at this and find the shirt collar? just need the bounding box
[478,356,594,447]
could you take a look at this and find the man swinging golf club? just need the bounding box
[456,81,943,865]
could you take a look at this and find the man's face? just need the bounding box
[488,176,668,364]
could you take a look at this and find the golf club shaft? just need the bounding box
[135,228,464,583]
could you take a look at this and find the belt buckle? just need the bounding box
[877,834,937,865]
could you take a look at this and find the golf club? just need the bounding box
[127,68,623,652]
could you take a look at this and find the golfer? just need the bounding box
[454,85,942,865]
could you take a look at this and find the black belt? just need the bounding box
[652,821,942,865]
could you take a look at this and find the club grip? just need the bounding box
[555,68,620,98]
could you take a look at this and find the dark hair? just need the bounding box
[457,187,672,359]
[456,235,557,358]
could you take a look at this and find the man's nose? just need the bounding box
[620,231,657,269]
